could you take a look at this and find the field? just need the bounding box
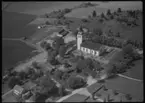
[2,2,143,102]
[65,1,142,18]
[2,11,37,38]
[105,76,143,101]
[123,59,143,80]
[29,26,62,44]
[2,40,37,75]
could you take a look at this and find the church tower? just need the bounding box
[77,32,82,50]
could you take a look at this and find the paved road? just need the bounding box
[117,74,143,82]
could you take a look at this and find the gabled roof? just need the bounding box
[62,93,87,102]
[81,41,102,51]
[87,83,103,94]
[13,85,24,95]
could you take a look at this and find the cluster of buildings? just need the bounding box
[2,81,37,102]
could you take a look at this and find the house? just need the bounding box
[13,85,24,97]
[77,32,103,57]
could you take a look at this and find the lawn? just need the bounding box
[105,76,143,101]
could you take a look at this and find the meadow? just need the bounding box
[2,40,37,75]
[2,11,37,38]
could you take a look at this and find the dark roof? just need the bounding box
[61,31,69,36]
[87,82,103,94]
[58,29,69,36]
[59,29,65,34]
[81,41,102,50]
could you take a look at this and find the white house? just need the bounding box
[77,33,102,57]
[13,85,24,97]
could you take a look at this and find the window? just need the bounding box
[86,48,91,54]
[81,47,84,51]
[95,51,99,56]
[90,50,95,55]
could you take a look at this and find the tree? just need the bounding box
[113,63,127,73]
[40,41,47,49]
[59,45,67,58]
[76,60,87,73]
[90,71,97,78]
[62,73,70,81]
[8,77,22,89]
[113,90,119,95]
[101,12,105,18]
[45,21,51,25]
[117,8,122,13]
[125,94,132,101]
[45,43,51,51]
[93,28,103,36]
[18,71,27,80]
[68,77,86,89]
[122,44,134,55]
[39,76,56,94]
[54,70,64,80]
[59,85,66,96]
[110,14,114,19]
[54,37,65,51]
[35,93,48,102]
[107,9,111,16]
[32,61,41,70]
[63,8,72,13]
[92,10,97,17]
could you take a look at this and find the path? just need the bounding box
[2,89,13,99]
[2,38,39,50]
[117,74,143,82]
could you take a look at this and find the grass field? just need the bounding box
[2,11,37,38]
[123,59,143,80]
[105,76,143,101]
[2,40,36,75]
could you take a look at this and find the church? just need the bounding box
[77,31,102,57]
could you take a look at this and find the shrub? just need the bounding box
[45,21,51,25]
[110,15,114,19]
[122,44,134,55]
[8,77,22,89]
[54,70,64,80]
[107,9,111,16]
[92,10,97,17]
[99,19,104,23]
[68,77,86,89]
[101,12,105,18]
[81,18,89,23]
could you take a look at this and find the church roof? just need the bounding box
[81,41,102,51]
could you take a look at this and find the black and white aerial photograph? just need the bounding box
[2,1,143,102]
